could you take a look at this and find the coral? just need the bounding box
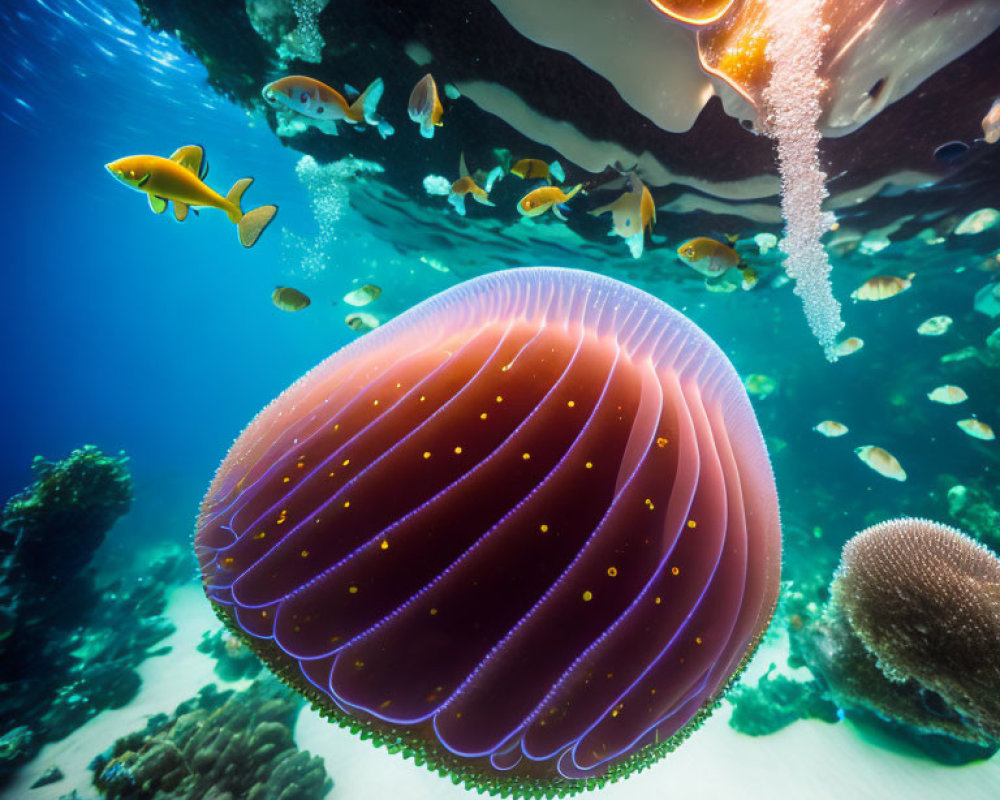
[276,0,330,64]
[0,451,182,789]
[0,726,33,771]
[833,518,1000,742]
[791,518,1000,764]
[197,628,262,682]
[727,666,837,736]
[941,479,1000,552]
[793,603,998,764]
[1,445,131,584]
[91,678,332,800]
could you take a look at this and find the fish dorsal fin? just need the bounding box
[169,145,206,178]
[148,194,168,214]
[458,151,470,179]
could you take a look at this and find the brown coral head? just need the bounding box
[833,517,1000,741]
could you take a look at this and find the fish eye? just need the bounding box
[265,91,275,102]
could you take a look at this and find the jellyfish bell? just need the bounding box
[195,268,781,795]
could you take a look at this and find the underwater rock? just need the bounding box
[727,667,838,737]
[29,765,64,788]
[195,268,781,794]
[197,628,262,682]
[91,678,331,800]
[0,726,34,772]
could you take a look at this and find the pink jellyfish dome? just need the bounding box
[195,267,781,796]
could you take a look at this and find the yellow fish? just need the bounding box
[855,445,907,481]
[510,158,565,184]
[589,172,655,258]
[957,418,995,441]
[927,385,968,405]
[449,153,494,216]
[833,337,864,358]
[408,73,443,139]
[739,266,759,291]
[105,145,277,248]
[262,75,393,138]
[677,237,741,277]
[272,287,310,311]
[517,184,583,220]
[813,420,848,437]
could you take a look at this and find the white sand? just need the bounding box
[7,586,998,800]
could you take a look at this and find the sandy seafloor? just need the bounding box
[6,584,999,800]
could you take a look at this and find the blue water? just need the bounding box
[0,0,390,538]
[2,1,999,796]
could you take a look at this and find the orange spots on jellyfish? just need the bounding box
[194,268,780,793]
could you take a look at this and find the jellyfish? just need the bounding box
[195,268,781,795]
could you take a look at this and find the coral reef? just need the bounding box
[91,678,332,800]
[834,518,1000,741]
[938,477,1000,552]
[2,445,131,584]
[197,628,262,682]
[793,603,998,764]
[790,518,1000,764]
[727,665,838,736]
[0,450,186,787]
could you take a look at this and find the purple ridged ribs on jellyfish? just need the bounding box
[194,268,781,792]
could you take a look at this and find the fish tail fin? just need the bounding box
[225,177,254,222]
[237,205,278,248]
[549,161,565,183]
[420,121,435,139]
[564,183,583,201]
[725,233,739,245]
[352,77,385,125]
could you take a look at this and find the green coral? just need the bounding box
[1,445,132,583]
[728,666,838,736]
